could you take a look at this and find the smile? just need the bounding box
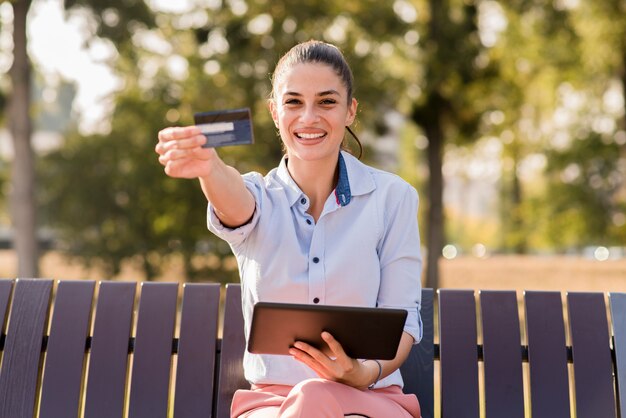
[295,132,326,139]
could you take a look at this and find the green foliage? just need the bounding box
[63,0,156,45]
[481,0,585,252]
[543,132,623,249]
[412,0,488,142]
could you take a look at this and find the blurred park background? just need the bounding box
[0,0,625,291]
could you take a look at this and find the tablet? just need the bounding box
[247,302,408,360]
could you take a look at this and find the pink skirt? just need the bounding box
[231,378,421,418]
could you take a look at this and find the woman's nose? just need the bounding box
[299,105,319,124]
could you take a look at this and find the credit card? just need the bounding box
[193,107,254,148]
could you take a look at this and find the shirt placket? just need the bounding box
[308,221,325,305]
[296,194,325,305]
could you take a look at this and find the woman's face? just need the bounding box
[269,63,357,165]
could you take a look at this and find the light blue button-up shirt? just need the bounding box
[208,151,423,388]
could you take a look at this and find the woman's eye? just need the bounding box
[284,99,301,105]
[320,99,336,105]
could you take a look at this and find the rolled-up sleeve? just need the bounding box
[207,172,264,248]
[376,184,423,344]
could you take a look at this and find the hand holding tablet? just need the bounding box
[248,302,408,360]
[194,107,254,148]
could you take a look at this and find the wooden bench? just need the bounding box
[1,278,624,418]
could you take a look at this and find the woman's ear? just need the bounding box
[346,98,358,126]
[268,99,279,128]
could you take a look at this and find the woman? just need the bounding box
[156,40,422,418]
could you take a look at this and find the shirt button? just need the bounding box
[300,198,307,205]
[312,257,320,263]
[306,219,312,225]
[313,297,320,304]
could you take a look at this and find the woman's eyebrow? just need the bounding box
[283,90,341,97]
[318,90,340,97]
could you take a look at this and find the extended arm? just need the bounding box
[155,125,255,227]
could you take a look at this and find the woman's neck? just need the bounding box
[287,154,339,221]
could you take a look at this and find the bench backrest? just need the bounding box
[1,279,624,418]
[0,279,221,418]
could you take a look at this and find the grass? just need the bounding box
[2,250,625,292]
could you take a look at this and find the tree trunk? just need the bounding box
[9,0,38,277]
[510,156,527,253]
[619,47,626,129]
[424,117,444,290]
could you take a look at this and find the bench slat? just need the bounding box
[480,290,525,418]
[438,289,479,418]
[128,282,179,418]
[567,292,617,418]
[0,278,53,418]
[400,288,434,418]
[0,279,12,333]
[215,283,247,418]
[609,293,626,418]
[84,281,137,418]
[525,291,570,418]
[174,283,221,418]
[39,280,96,418]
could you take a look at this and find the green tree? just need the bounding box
[567,0,626,247]
[486,0,582,252]
[532,0,626,250]
[410,0,492,288]
[544,133,622,248]
[1,0,155,277]
[7,0,37,277]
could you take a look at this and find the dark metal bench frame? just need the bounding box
[1,279,624,418]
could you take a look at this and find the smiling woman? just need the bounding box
[155,40,423,418]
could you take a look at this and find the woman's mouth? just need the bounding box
[295,132,327,140]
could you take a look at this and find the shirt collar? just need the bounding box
[275,151,375,208]
[334,152,351,206]
[276,156,302,207]
[339,150,376,198]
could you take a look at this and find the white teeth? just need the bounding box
[297,132,325,139]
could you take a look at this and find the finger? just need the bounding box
[158,153,184,166]
[293,341,332,364]
[292,341,346,379]
[168,134,207,151]
[158,126,202,142]
[163,160,199,178]
[292,341,337,373]
[162,148,190,162]
[289,348,333,379]
[165,146,215,162]
[156,135,204,156]
[321,332,351,365]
